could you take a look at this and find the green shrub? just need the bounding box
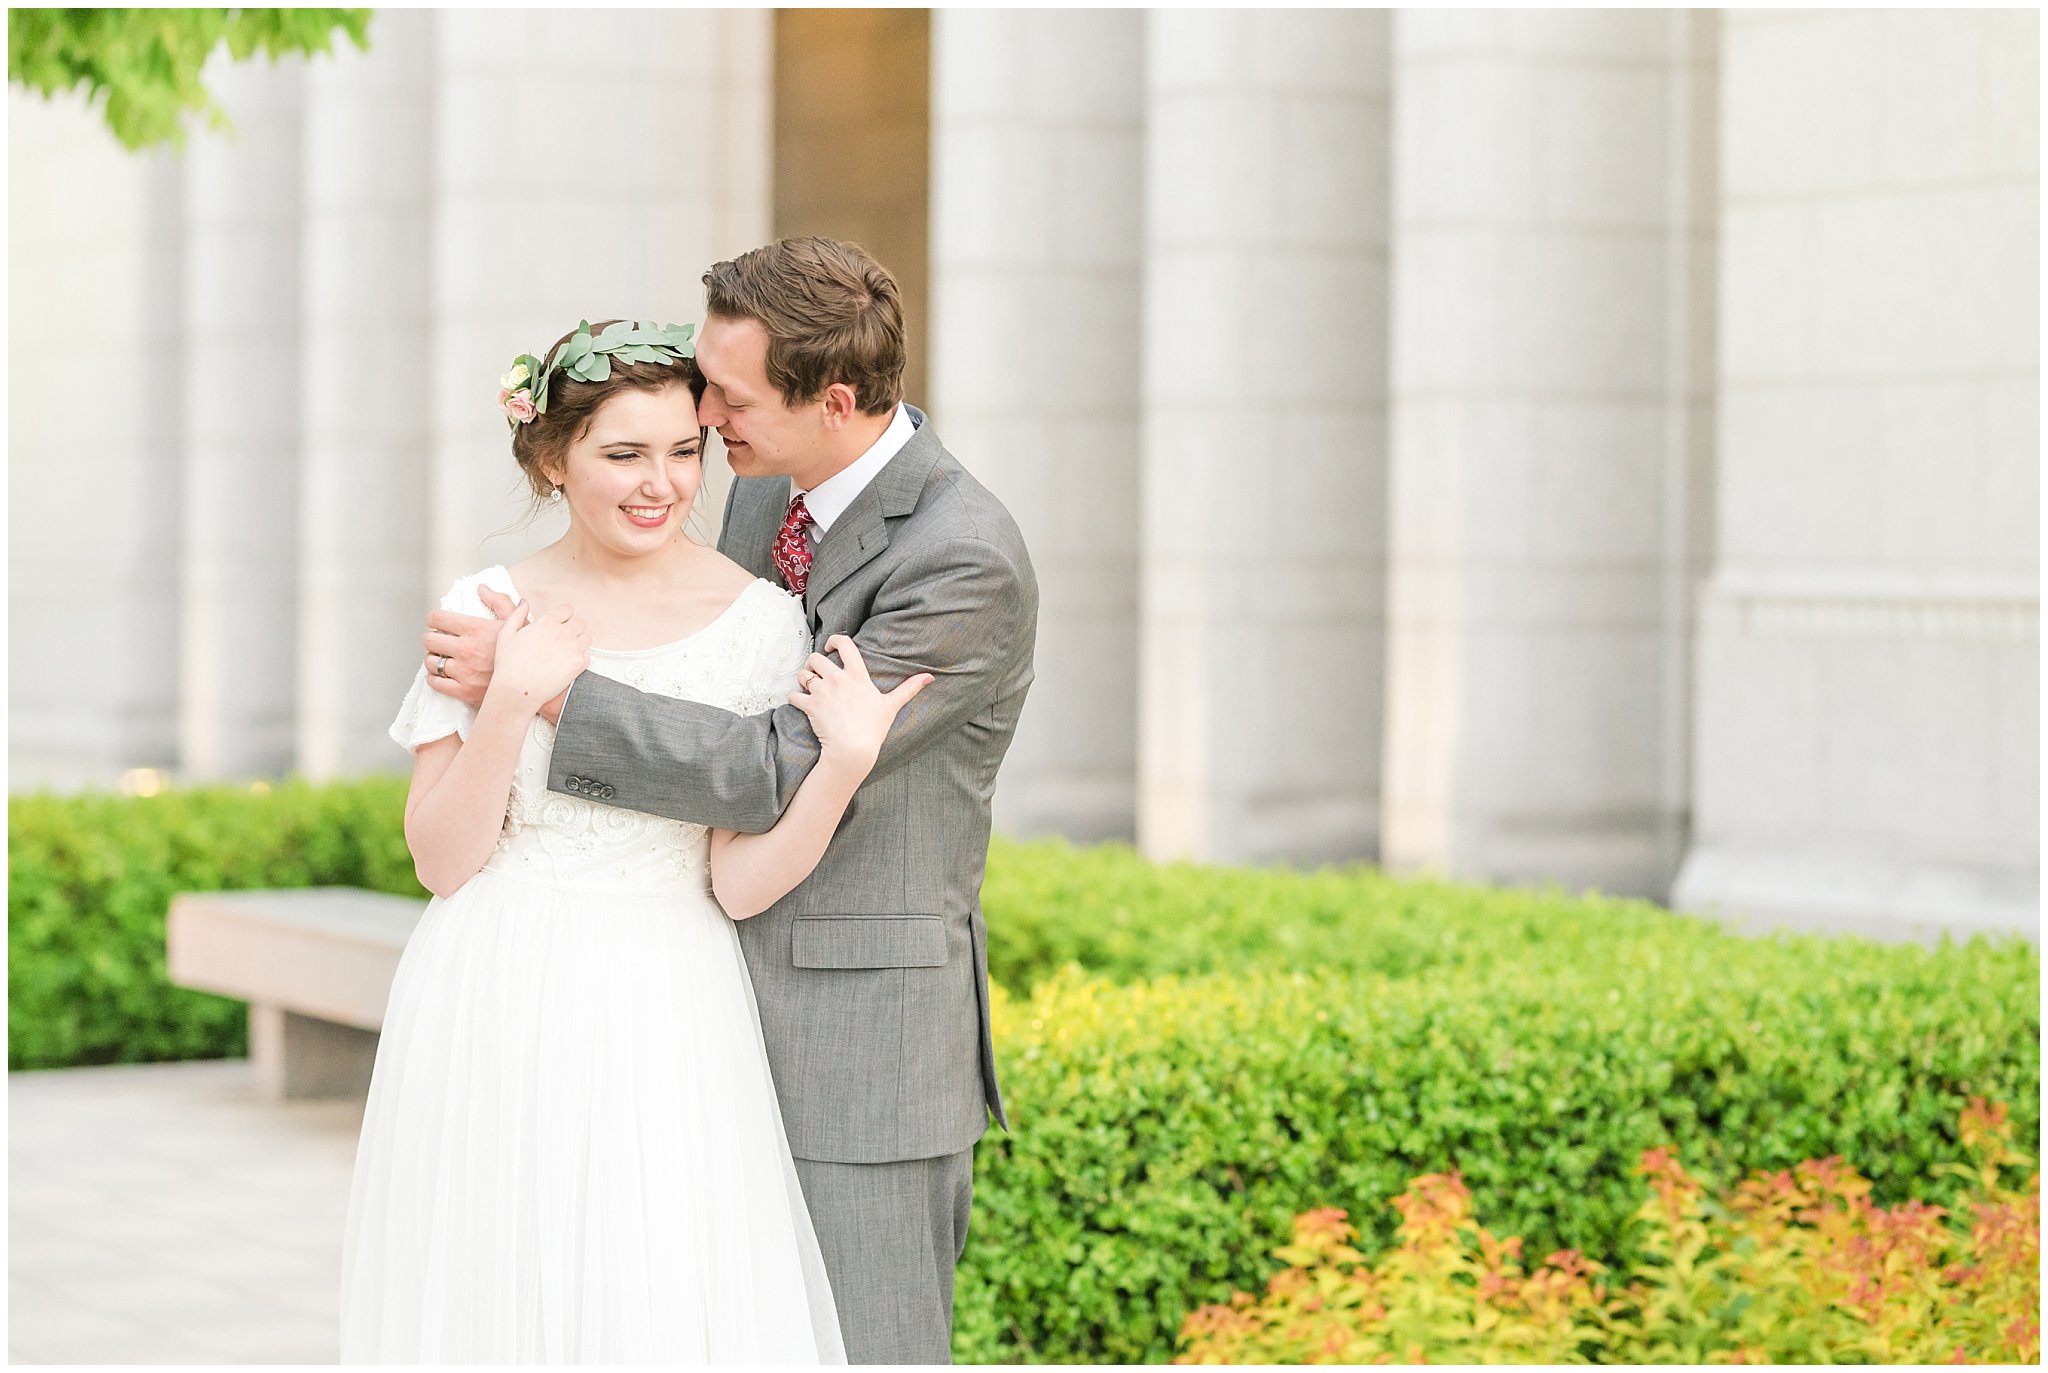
[957,946,2039,1364]
[984,835,1748,990]
[11,788,1732,1070]
[9,780,2037,1367]
[8,775,423,1069]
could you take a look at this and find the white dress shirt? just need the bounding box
[793,403,914,549]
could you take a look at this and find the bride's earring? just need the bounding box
[548,484,563,501]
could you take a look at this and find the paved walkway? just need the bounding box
[9,1059,362,1364]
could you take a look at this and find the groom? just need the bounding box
[424,236,1038,1363]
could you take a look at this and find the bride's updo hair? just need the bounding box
[510,319,707,508]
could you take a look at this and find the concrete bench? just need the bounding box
[166,888,426,1101]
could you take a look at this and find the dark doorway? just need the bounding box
[773,10,931,407]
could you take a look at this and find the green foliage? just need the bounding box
[980,834,1716,991]
[8,8,371,151]
[956,946,2038,1363]
[8,782,2037,1364]
[8,775,421,1069]
[502,319,700,430]
[549,319,697,391]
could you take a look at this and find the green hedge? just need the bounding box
[985,833,1747,988]
[958,945,2039,1363]
[8,776,423,1069]
[10,778,2039,1365]
[12,779,1721,1070]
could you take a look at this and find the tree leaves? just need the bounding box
[8,9,372,152]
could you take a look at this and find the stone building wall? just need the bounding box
[1382,11,1719,898]
[9,91,185,784]
[8,9,2035,939]
[10,10,773,788]
[1672,9,2039,938]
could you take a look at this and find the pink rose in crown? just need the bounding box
[500,387,537,424]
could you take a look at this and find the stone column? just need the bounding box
[297,11,435,779]
[179,55,306,780]
[1382,11,1716,898]
[1674,10,2039,939]
[426,10,773,593]
[929,11,1144,840]
[1138,12,1391,864]
[6,90,184,789]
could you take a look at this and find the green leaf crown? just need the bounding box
[498,319,697,430]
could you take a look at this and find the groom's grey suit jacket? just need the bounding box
[546,408,1037,1165]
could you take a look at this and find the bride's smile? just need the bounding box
[541,384,707,563]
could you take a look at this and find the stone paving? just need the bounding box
[9,1059,362,1364]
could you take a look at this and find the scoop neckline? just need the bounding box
[483,566,774,658]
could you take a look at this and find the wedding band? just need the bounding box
[432,654,450,678]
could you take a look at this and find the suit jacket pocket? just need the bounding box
[790,915,947,970]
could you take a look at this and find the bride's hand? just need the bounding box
[489,600,591,713]
[788,635,933,771]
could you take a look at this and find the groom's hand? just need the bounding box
[423,584,574,723]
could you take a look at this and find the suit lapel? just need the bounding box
[719,476,793,583]
[804,485,889,616]
[802,411,943,616]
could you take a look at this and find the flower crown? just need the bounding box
[499,318,697,429]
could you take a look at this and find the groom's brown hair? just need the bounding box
[703,236,906,415]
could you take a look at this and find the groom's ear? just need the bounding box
[819,381,860,429]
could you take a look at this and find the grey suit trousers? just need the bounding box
[795,1149,975,1364]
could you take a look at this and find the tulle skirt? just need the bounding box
[338,868,845,1364]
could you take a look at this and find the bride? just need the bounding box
[338,320,926,1363]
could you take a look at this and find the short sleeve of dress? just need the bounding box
[387,565,517,754]
[731,583,815,717]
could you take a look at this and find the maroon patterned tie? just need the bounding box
[773,493,814,596]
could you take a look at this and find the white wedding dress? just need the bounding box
[339,566,845,1365]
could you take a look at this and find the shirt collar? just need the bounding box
[795,403,914,535]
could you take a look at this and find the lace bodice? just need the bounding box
[389,566,812,896]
